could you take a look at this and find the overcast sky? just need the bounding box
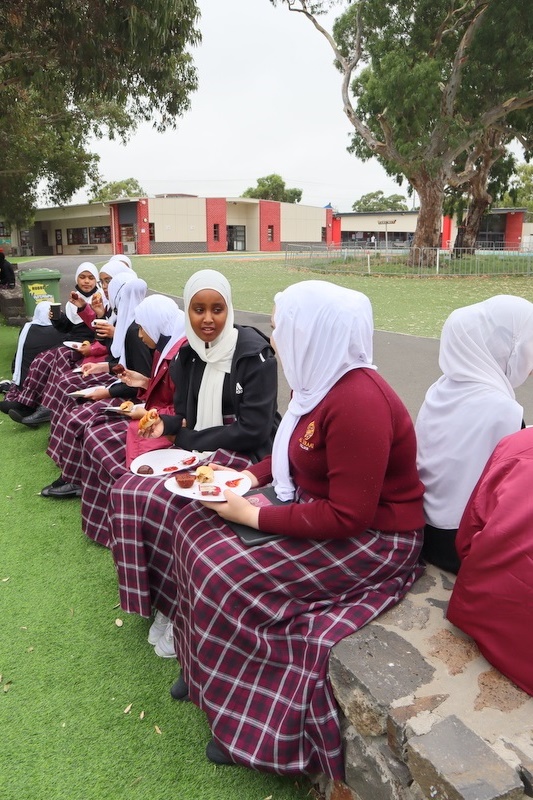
[70,0,410,211]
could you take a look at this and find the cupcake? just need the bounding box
[175,472,195,489]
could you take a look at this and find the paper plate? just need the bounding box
[66,385,108,398]
[130,449,200,477]
[164,470,251,502]
[63,341,83,350]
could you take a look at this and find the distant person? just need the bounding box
[415,295,533,573]
[447,426,533,696]
[0,252,16,288]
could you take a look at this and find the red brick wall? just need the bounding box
[505,211,524,249]
[206,198,227,252]
[110,204,121,254]
[325,207,333,245]
[332,215,341,246]
[259,201,281,251]
[136,199,151,255]
[441,216,452,248]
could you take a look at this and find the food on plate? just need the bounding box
[81,340,91,348]
[181,455,196,466]
[199,484,221,497]
[119,400,134,412]
[112,364,125,375]
[195,465,214,484]
[175,472,195,489]
[225,477,243,488]
[138,408,159,432]
[162,465,180,473]
[137,464,154,475]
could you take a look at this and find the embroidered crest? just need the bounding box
[235,382,243,395]
[299,421,316,450]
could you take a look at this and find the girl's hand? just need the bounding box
[91,295,106,316]
[120,369,149,389]
[77,342,92,358]
[202,491,260,527]
[82,362,110,377]
[94,321,114,339]
[138,418,165,439]
[69,291,86,309]
[88,387,111,401]
[127,404,146,420]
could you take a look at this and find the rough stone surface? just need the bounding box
[323,565,533,800]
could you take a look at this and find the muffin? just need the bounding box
[175,472,195,489]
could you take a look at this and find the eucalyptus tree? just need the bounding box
[0,0,200,225]
[271,0,533,262]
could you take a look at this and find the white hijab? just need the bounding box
[110,254,132,269]
[416,294,533,529]
[99,260,136,322]
[12,301,53,384]
[271,281,377,501]
[135,295,186,376]
[183,269,238,430]
[65,263,99,324]
[108,274,147,364]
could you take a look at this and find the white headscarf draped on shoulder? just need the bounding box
[416,294,533,529]
[183,269,238,430]
[135,295,186,375]
[108,273,147,365]
[271,280,377,501]
[65,262,99,324]
[99,260,137,322]
[12,301,53,385]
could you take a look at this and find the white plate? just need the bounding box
[63,341,83,350]
[164,470,251,502]
[130,449,200,477]
[66,385,108,398]
[103,403,144,415]
[72,366,84,373]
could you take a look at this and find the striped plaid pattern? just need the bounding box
[172,508,424,779]
[15,347,58,408]
[47,399,122,482]
[80,418,131,546]
[108,450,251,619]
[40,346,82,410]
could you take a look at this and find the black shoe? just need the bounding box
[1,400,34,416]
[206,739,234,766]
[170,674,190,701]
[18,405,51,426]
[41,479,82,498]
[0,380,13,394]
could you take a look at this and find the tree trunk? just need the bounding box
[408,171,446,267]
[459,195,491,253]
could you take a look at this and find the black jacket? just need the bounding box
[108,322,153,400]
[162,325,280,462]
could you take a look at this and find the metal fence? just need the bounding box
[284,243,533,277]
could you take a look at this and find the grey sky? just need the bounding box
[72,0,409,211]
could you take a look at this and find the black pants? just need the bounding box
[422,524,460,574]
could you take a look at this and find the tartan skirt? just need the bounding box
[108,450,252,619]
[171,505,424,779]
[15,347,59,408]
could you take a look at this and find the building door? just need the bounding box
[227,225,246,251]
[120,224,136,254]
[55,229,63,255]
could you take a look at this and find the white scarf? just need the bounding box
[12,301,53,384]
[416,294,533,529]
[108,274,147,364]
[65,263,99,324]
[135,295,186,376]
[271,281,377,501]
[183,269,238,430]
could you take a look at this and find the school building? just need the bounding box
[1,195,531,257]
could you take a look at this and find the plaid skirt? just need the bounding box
[15,348,58,408]
[46,398,123,482]
[172,506,424,779]
[80,417,131,546]
[108,450,252,619]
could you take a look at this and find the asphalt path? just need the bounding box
[17,256,533,421]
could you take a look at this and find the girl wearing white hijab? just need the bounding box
[168,280,424,775]
[415,294,533,573]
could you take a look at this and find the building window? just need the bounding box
[321,227,327,242]
[213,223,220,242]
[149,223,155,241]
[267,224,274,242]
[67,227,88,245]
[89,226,111,244]
[0,221,7,237]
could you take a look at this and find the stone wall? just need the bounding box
[320,566,533,800]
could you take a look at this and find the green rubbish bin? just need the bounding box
[19,268,62,317]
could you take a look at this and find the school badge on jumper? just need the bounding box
[299,421,316,450]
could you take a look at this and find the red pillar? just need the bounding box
[259,201,281,251]
[136,199,150,255]
[504,211,524,250]
[206,199,227,252]
[441,216,453,249]
[331,215,341,246]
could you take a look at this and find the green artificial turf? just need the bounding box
[2,261,533,799]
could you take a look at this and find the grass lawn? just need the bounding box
[2,259,533,799]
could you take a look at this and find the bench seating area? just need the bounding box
[78,244,98,252]
[319,564,533,800]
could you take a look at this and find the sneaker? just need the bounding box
[0,380,13,394]
[148,611,170,646]
[154,621,176,658]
